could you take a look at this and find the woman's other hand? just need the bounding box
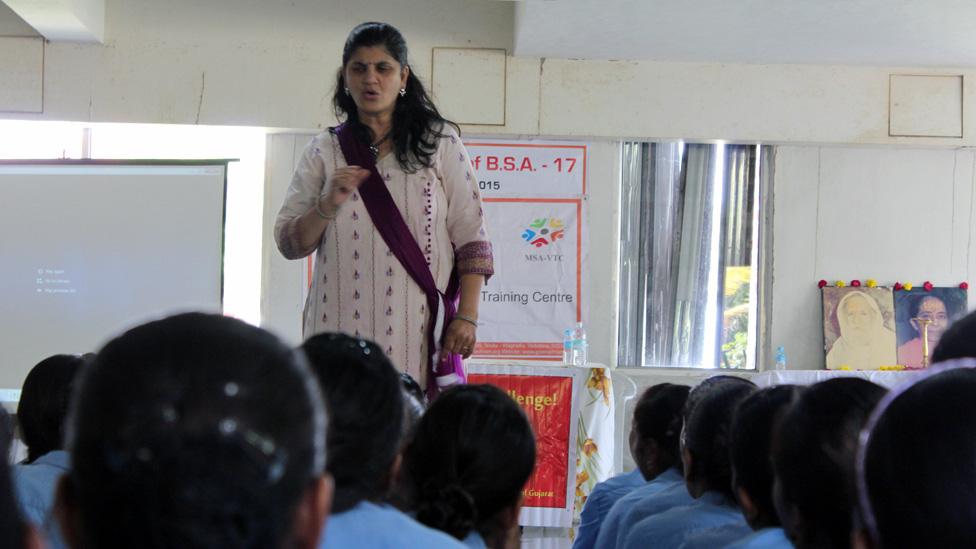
[443,318,477,359]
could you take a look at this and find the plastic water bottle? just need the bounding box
[775,346,787,371]
[563,329,574,365]
[572,322,588,367]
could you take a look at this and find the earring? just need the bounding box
[344,87,350,96]
[399,88,406,97]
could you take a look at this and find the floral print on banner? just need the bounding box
[586,367,612,406]
[571,367,616,540]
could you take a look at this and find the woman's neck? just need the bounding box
[359,111,393,143]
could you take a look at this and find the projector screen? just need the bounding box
[0,161,227,399]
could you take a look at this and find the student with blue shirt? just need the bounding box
[578,383,689,549]
[2,407,43,549]
[405,385,536,549]
[13,353,86,549]
[602,376,753,549]
[302,333,464,549]
[682,385,801,549]
[54,313,332,549]
[855,364,976,549]
[622,379,756,549]
[772,378,885,549]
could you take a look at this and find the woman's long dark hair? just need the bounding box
[333,22,459,171]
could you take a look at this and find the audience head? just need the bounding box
[58,313,330,549]
[17,353,87,463]
[730,385,802,530]
[406,384,535,548]
[681,376,757,499]
[684,376,755,420]
[772,377,886,549]
[856,362,976,548]
[931,308,976,363]
[399,372,426,442]
[629,383,690,480]
[0,407,40,549]
[301,333,404,513]
[386,373,426,510]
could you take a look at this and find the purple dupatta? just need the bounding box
[334,123,465,398]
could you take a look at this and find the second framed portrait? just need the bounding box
[894,287,967,368]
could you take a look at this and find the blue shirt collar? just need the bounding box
[655,467,683,484]
[697,489,737,507]
[31,450,70,471]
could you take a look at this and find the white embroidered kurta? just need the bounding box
[275,127,493,384]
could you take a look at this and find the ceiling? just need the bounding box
[514,0,976,67]
[0,1,37,36]
[6,0,976,68]
[0,0,103,42]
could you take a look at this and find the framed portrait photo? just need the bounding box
[893,287,967,368]
[822,287,897,370]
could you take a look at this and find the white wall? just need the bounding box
[771,146,976,370]
[1,0,975,148]
[261,133,310,346]
[0,0,514,128]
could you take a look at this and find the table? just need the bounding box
[752,369,921,388]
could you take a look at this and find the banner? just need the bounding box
[467,140,589,361]
[476,199,582,360]
[467,363,583,527]
[466,141,586,198]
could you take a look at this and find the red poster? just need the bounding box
[468,373,573,508]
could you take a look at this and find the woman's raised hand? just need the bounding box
[321,166,371,212]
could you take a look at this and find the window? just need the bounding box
[617,142,773,369]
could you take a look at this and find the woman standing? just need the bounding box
[275,22,492,394]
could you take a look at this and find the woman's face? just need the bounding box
[842,295,878,342]
[343,45,409,119]
[912,296,949,342]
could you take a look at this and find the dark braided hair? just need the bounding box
[405,385,535,547]
[333,22,459,172]
[630,383,689,478]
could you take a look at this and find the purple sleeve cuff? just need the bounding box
[456,241,494,280]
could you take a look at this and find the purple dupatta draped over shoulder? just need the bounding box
[334,123,465,398]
